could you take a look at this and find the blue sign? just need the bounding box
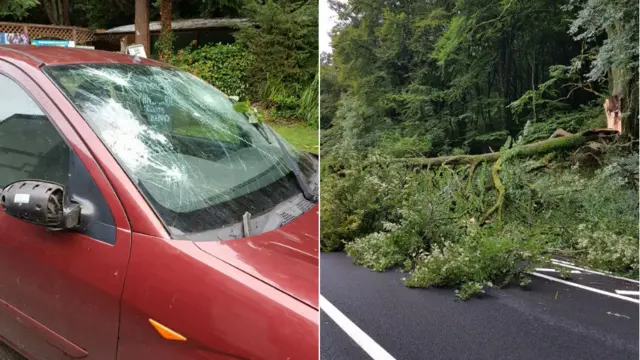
[31,39,75,47]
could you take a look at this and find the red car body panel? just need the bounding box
[118,232,318,360]
[194,207,319,309]
[0,45,319,360]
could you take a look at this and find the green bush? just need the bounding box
[575,226,638,275]
[235,0,318,125]
[320,154,408,251]
[405,224,547,290]
[345,223,407,271]
[171,43,254,98]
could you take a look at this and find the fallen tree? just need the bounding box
[383,129,620,168]
[374,128,620,227]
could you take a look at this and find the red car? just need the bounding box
[0,45,319,360]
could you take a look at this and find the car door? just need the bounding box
[0,61,132,360]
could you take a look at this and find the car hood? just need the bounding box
[193,205,319,309]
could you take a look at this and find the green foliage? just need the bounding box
[345,222,408,271]
[323,0,640,157]
[171,43,254,98]
[556,266,572,280]
[515,104,605,144]
[232,100,250,113]
[235,0,318,125]
[231,100,265,125]
[455,281,493,300]
[377,132,432,157]
[575,226,638,275]
[320,54,341,129]
[0,0,39,18]
[156,31,175,63]
[322,144,639,296]
[299,73,319,127]
[320,158,408,251]
[404,224,546,290]
[567,0,638,85]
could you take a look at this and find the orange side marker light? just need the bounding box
[149,319,187,341]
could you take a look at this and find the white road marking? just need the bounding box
[530,272,640,304]
[552,259,575,265]
[550,260,640,284]
[606,311,631,319]
[614,290,640,296]
[320,295,397,360]
[535,268,582,274]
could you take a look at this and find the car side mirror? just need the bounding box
[0,180,81,230]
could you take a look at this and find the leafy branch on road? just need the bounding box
[322,144,638,298]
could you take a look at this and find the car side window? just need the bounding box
[0,74,69,189]
[0,73,117,244]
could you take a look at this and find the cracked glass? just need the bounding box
[44,64,317,239]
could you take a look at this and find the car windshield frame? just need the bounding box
[42,62,317,240]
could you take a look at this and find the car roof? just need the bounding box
[0,45,164,68]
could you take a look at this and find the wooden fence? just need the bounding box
[0,22,95,44]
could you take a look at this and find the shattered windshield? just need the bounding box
[44,64,317,238]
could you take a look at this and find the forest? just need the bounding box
[321,0,639,299]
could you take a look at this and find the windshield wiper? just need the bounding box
[263,124,317,202]
[231,96,317,203]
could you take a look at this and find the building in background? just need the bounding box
[0,18,249,56]
[97,18,249,55]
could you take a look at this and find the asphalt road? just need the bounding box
[0,343,22,360]
[321,251,639,360]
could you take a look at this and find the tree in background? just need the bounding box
[566,0,638,135]
[172,0,244,19]
[320,53,341,129]
[42,0,69,25]
[0,0,39,19]
[157,0,173,62]
[323,0,638,158]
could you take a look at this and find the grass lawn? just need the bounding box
[268,121,319,154]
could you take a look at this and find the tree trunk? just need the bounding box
[382,129,618,168]
[62,0,69,25]
[43,0,63,25]
[606,23,638,138]
[158,0,173,62]
[135,0,150,56]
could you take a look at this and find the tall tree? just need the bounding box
[323,0,635,158]
[567,0,638,136]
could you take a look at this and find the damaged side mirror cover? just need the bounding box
[0,180,81,230]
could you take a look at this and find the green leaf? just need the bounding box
[232,101,250,113]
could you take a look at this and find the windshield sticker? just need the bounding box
[141,94,173,129]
